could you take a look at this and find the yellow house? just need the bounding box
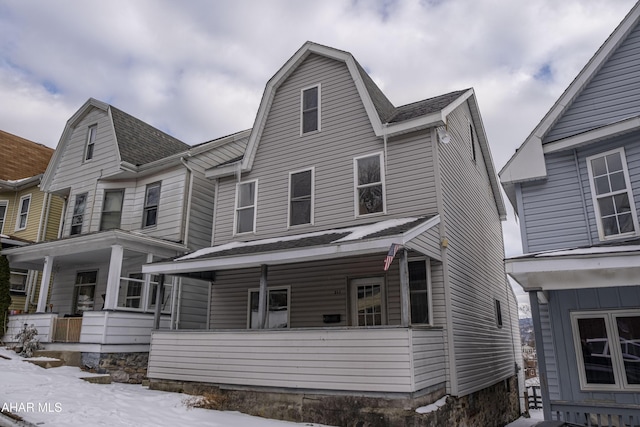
[0,130,63,313]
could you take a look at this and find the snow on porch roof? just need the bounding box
[143,215,440,276]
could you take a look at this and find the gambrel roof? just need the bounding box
[500,2,640,210]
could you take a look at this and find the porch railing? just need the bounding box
[52,317,82,343]
[550,401,640,426]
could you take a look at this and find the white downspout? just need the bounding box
[383,123,389,171]
[36,192,48,242]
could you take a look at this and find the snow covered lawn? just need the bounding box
[0,347,331,427]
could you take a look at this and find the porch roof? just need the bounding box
[143,215,440,277]
[505,238,640,292]
[3,229,188,270]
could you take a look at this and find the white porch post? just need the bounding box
[153,274,166,330]
[103,244,124,310]
[399,249,411,327]
[257,264,268,329]
[36,256,54,313]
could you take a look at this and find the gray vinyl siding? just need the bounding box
[407,224,442,261]
[539,302,560,401]
[544,22,640,143]
[439,101,516,396]
[177,278,209,330]
[212,54,437,245]
[519,131,640,253]
[47,107,121,193]
[412,328,447,390]
[547,287,640,406]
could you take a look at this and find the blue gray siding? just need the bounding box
[544,22,640,143]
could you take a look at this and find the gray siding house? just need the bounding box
[144,42,521,425]
[1,99,245,381]
[501,3,640,425]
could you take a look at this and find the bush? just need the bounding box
[15,324,42,358]
[0,254,10,335]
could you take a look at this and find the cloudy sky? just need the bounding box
[0,0,637,273]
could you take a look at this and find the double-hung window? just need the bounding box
[235,181,257,234]
[16,195,31,230]
[70,193,88,235]
[74,270,97,314]
[248,287,290,329]
[409,259,431,325]
[289,168,314,226]
[572,311,640,391]
[100,189,124,230]
[85,125,97,161]
[301,85,320,134]
[354,152,386,216]
[0,201,7,233]
[586,148,638,240]
[9,269,28,293]
[142,182,161,228]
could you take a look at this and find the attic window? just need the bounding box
[301,85,320,134]
[85,125,97,161]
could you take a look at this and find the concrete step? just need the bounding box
[33,350,81,367]
[80,375,112,384]
[23,358,64,369]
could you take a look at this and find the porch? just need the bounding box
[148,326,445,394]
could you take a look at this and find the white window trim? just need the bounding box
[570,310,640,392]
[246,286,291,329]
[300,84,321,135]
[234,180,258,235]
[408,257,432,326]
[353,152,387,218]
[84,124,97,162]
[142,181,161,228]
[100,188,125,231]
[349,277,387,327]
[586,147,639,241]
[287,167,315,228]
[0,200,8,234]
[15,194,31,231]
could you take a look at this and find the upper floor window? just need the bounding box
[354,152,386,216]
[301,85,320,134]
[289,168,314,227]
[15,195,31,231]
[235,180,257,234]
[571,310,640,391]
[100,189,124,230]
[0,201,7,233]
[70,193,88,235]
[142,182,161,228]
[85,125,97,161]
[586,148,638,240]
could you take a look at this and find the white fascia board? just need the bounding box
[383,112,445,137]
[543,116,640,154]
[498,136,547,185]
[205,162,241,179]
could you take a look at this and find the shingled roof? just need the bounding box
[388,89,470,123]
[0,130,53,180]
[110,106,190,166]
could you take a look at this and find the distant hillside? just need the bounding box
[519,317,535,347]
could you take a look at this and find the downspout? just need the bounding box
[179,157,194,247]
[57,195,67,239]
[211,179,219,246]
[36,192,48,242]
[574,149,593,246]
[87,169,103,233]
[383,123,389,171]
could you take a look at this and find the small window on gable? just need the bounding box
[354,152,386,216]
[301,85,320,134]
[495,299,503,328]
[85,125,97,161]
[586,148,639,240]
[289,169,314,227]
[0,201,7,233]
[235,180,257,234]
[16,195,31,231]
[70,193,88,235]
[143,182,161,228]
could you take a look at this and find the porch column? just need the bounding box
[153,274,165,329]
[399,249,410,327]
[257,264,268,329]
[103,244,124,310]
[36,256,54,313]
[529,291,551,419]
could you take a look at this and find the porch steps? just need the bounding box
[80,375,112,384]
[24,358,65,369]
[33,350,81,367]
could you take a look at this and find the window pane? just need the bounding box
[591,157,607,177]
[577,317,616,384]
[73,194,87,215]
[610,171,627,192]
[357,156,381,185]
[303,87,318,110]
[598,197,615,217]
[595,176,611,195]
[20,199,30,214]
[237,207,255,233]
[358,185,383,214]
[104,191,123,211]
[619,213,634,234]
[268,289,288,328]
[356,284,382,326]
[616,316,640,385]
[409,261,429,324]
[238,182,255,208]
[602,216,619,236]
[614,193,631,213]
[290,200,311,226]
[9,271,27,292]
[76,271,97,285]
[101,190,123,230]
[606,152,623,173]
[303,111,318,133]
[144,209,158,227]
[75,285,95,313]
[145,185,160,207]
[291,171,311,199]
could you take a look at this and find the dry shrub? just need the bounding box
[183,391,228,410]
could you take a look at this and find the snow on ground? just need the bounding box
[505,409,544,427]
[0,347,332,427]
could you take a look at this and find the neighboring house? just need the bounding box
[0,130,63,315]
[144,42,521,426]
[1,99,247,382]
[501,3,640,425]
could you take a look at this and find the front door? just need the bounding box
[350,277,386,327]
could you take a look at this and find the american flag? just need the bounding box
[383,243,401,271]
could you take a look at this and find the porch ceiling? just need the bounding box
[3,229,188,270]
[143,215,440,277]
[506,241,640,291]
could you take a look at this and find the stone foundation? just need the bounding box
[82,352,149,384]
[150,375,520,427]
